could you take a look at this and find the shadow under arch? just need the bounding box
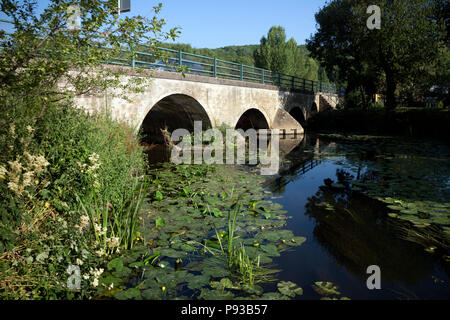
[235,108,269,130]
[311,102,318,114]
[140,94,212,162]
[289,107,306,127]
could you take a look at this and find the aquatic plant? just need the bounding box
[77,177,147,254]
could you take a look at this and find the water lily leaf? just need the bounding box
[210,278,235,290]
[261,244,280,257]
[199,288,234,300]
[285,236,307,247]
[312,281,341,296]
[260,292,290,300]
[187,274,211,290]
[387,205,403,211]
[277,281,303,297]
[160,248,186,258]
[141,288,162,300]
[114,287,141,300]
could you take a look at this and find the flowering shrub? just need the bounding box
[0,102,147,298]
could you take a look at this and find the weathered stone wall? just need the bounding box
[72,67,339,133]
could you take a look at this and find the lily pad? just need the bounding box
[312,281,341,296]
[277,281,303,297]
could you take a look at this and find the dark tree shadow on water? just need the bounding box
[304,168,450,285]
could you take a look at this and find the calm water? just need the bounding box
[263,134,450,300]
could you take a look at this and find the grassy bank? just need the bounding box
[0,102,147,299]
[307,108,450,140]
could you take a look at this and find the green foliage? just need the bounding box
[161,43,258,66]
[160,39,327,81]
[0,0,179,115]
[254,26,328,81]
[307,0,447,109]
[0,101,147,298]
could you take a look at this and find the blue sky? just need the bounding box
[2,1,329,48]
[134,0,328,48]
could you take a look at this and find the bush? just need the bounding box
[0,101,147,298]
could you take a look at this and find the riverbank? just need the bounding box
[0,102,147,299]
[306,108,450,140]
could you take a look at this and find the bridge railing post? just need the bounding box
[240,64,243,81]
[261,69,265,84]
[277,72,281,87]
[213,58,217,78]
[178,50,183,67]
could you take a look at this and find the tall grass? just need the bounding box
[77,177,147,254]
[0,101,148,298]
[209,201,266,287]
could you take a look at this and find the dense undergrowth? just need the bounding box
[307,107,450,140]
[0,100,147,299]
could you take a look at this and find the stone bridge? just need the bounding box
[73,66,340,144]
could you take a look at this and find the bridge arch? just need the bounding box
[288,106,306,127]
[235,108,270,130]
[140,93,212,144]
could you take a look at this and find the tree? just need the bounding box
[307,0,446,110]
[254,26,329,82]
[254,26,289,73]
[0,0,180,117]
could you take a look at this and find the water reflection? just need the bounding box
[304,170,436,284]
[268,134,450,299]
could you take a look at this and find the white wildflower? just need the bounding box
[90,268,104,278]
[33,155,50,173]
[95,248,105,257]
[91,278,99,287]
[87,153,100,172]
[106,237,120,248]
[7,182,22,195]
[8,160,22,175]
[0,165,7,179]
[94,223,106,236]
[22,171,34,188]
[88,153,99,163]
[76,258,84,266]
[26,125,34,134]
[80,215,89,228]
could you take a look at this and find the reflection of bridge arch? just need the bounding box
[140,93,212,144]
[264,157,322,191]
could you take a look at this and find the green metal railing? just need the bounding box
[107,45,342,94]
[0,18,343,94]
